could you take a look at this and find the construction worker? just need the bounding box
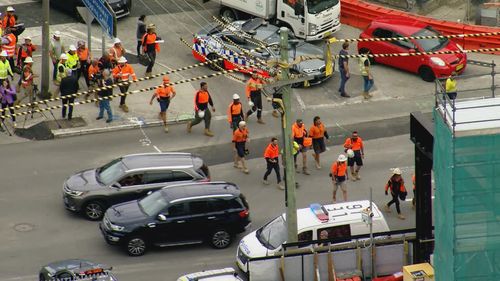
[412,173,416,210]
[77,40,91,87]
[227,93,244,131]
[60,68,79,120]
[245,71,265,124]
[0,51,13,84]
[17,37,36,69]
[343,131,364,181]
[109,38,125,67]
[445,71,457,100]
[292,119,310,175]
[136,15,147,57]
[65,45,79,76]
[232,121,250,174]
[112,56,137,113]
[187,82,216,137]
[52,53,68,98]
[50,31,65,81]
[384,168,407,220]
[141,23,160,77]
[18,56,36,104]
[309,116,329,169]
[2,7,16,33]
[359,48,373,99]
[1,28,16,71]
[330,154,348,202]
[338,42,350,97]
[87,59,100,101]
[263,137,284,190]
[150,75,176,133]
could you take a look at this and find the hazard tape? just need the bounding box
[0,58,227,114]
[330,31,500,44]
[335,47,500,59]
[215,16,268,49]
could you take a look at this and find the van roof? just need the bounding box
[295,200,384,230]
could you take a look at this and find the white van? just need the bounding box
[236,200,390,272]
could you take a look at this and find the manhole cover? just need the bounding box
[14,223,34,232]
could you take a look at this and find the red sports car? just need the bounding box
[357,16,467,81]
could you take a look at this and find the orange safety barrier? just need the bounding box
[340,0,500,50]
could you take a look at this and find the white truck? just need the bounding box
[206,0,341,41]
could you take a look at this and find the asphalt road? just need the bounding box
[0,132,416,281]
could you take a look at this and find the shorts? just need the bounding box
[294,138,308,153]
[235,142,246,158]
[159,98,170,112]
[312,138,326,154]
[333,180,347,193]
[347,150,363,167]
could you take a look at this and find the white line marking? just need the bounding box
[294,91,306,111]
[405,196,435,202]
[66,28,103,44]
[155,61,188,80]
[153,145,162,153]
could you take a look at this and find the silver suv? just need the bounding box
[63,152,210,220]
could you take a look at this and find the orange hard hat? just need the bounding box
[163,76,170,82]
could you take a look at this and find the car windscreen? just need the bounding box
[138,191,168,217]
[256,215,287,249]
[307,0,339,14]
[413,26,449,52]
[97,159,126,185]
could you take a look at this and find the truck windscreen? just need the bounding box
[306,0,339,14]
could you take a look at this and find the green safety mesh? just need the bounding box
[433,110,500,281]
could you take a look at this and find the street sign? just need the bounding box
[81,0,116,38]
[76,6,95,25]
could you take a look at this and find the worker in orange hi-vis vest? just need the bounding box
[77,40,91,87]
[232,121,250,174]
[150,75,176,133]
[187,81,216,137]
[343,131,364,181]
[245,70,265,124]
[263,137,284,190]
[292,119,311,175]
[112,56,137,113]
[1,28,17,71]
[227,93,244,132]
[141,23,161,77]
[109,38,125,67]
[330,154,348,202]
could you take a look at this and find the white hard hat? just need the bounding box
[392,168,402,175]
[69,45,77,51]
[53,31,61,37]
[338,154,347,162]
[232,93,240,100]
[6,6,15,12]
[24,56,33,63]
[239,121,246,127]
[60,53,68,60]
[24,36,31,41]
[0,51,7,57]
[198,110,205,118]
[248,100,254,107]
[117,56,127,63]
[346,149,355,158]
[113,38,121,44]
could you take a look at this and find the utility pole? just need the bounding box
[279,27,298,243]
[41,0,50,98]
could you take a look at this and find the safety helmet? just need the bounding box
[338,154,347,162]
[147,23,156,29]
[6,6,14,12]
[232,93,240,100]
[392,168,402,175]
[248,100,254,107]
[77,40,85,47]
[239,121,246,127]
[24,37,32,41]
[113,38,121,44]
[69,45,77,51]
[59,53,68,60]
[117,56,127,64]
[198,110,205,118]
[163,76,170,82]
[0,51,7,57]
[346,149,355,158]
[53,31,61,38]
[24,57,33,63]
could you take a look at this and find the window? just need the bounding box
[372,28,393,39]
[172,171,194,181]
[208,199,229,212]
[168,203,188,217]
[144,171,173,184]
[392,33,415,49]
[118,173,144,187]
[189,200,210,215]
[317,225,351,241]
[298,230,313,242]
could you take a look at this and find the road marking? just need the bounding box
[66,28,105,45]
[294,91,306,111]
[153,145,162,153]
[306,95,393,110]
[405,196,435,202]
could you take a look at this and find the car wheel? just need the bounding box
[358,48,375,64]
[418,66,436,82]
[220,7,238,22]
[210,229,232,249]
[206,53,225,71]
[83,201,105,221]
[125,236,147,256]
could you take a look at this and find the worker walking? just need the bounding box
[330,154,348,202]
[384,168,407,220]
[338,42,350,97]
[263,137,284,190]
[112,56,137,113]
[150,75,176,133]
[445,72,457,100]
[227,93,244,131]
[141,23,161,77]
[359,48,373,99]
[187,82,216,137]
[232,121,250,174]
[343,131,364,181]
[309,116,329,169]
[245,71,265,124]
[292,119,311,175]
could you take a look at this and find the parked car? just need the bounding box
[49,0,132,19]
[99,181,251,256]
[192,18,333,86]
[357,16,467,82]
[177,268,244,281]
[39,259,117,281]
[63,152,210,220]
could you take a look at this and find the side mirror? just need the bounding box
[157,214,167,221]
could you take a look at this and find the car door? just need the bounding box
[153,202,191,244]
[205,198,231,234]
[387,32,420,72]
[186,200,213,240]
[370,28,396,65]
[108,172,146,205]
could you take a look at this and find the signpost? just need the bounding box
[78,0,117,56]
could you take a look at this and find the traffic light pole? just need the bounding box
[279,27,298,244]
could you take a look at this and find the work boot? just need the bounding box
[302,167,310,175]
[204,128,214,137]
[351,172,357,181]
[272,110,279,118]
[362,91,371,100]
[257,118,265,124]
[384,205,391,213]
[277,183,285,190]
[315,162,321,169]
[164,126,169,133]
[355,172,361,180]
[121,104,129,113]
[398,214,406,220]
[242,168,249,174]
[186,122,192,133]
[341,93,351,98]
[145,72,152,77]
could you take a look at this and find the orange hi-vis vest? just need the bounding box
[112,64,137,81]
[88,64,99,79]
[264,143,279,159]
[109,46,124,61]
[309,123,325,139]
[344,137,363,151]
[232,128,249,143]
[142,33,160,52]
[77,47,90,61]
[156,85,174,98]
[2,15,15,29]
[227,102,243,122]
[292,123,306,139]
[2,33,16,57]
[331,161,347,177]
[245,77,262,98]
[196,90,209,103]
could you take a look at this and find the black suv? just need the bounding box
[99,182,251,256]
[63,152,210,220]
